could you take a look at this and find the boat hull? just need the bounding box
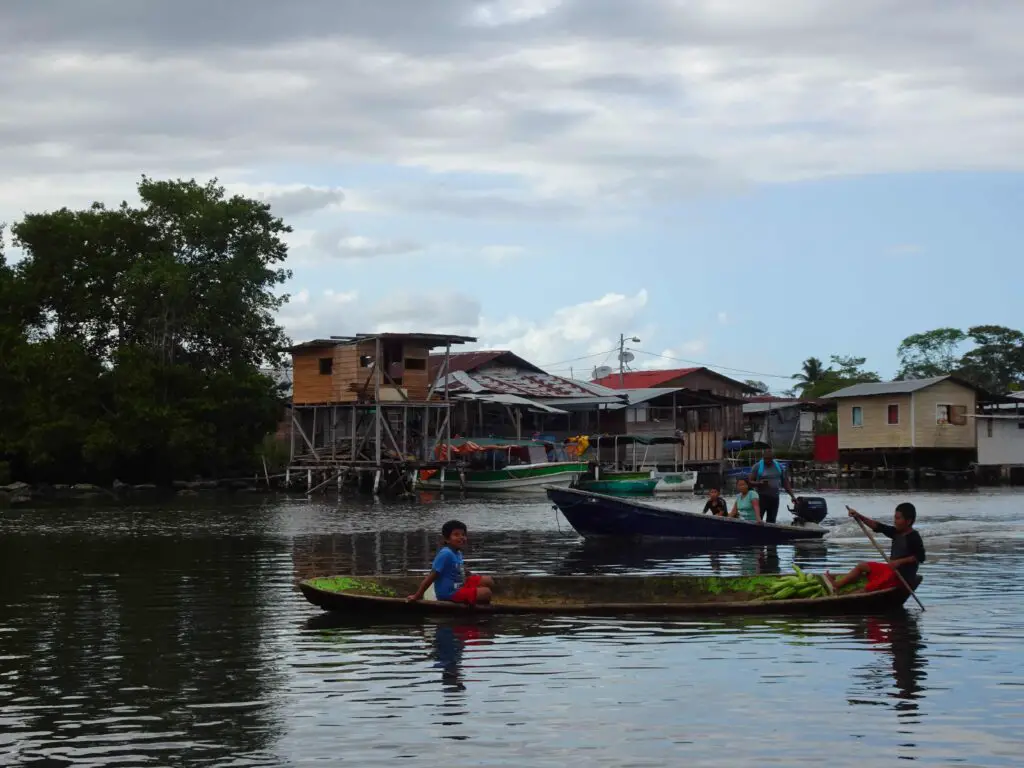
[546,486,827,543]
[577,478,658,495]
[417,461,587,492]
[299,574,916,617]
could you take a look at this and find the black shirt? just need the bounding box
[875,523,926,582]
[703,497,728,516]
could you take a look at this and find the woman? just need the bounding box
[730,478,762,523]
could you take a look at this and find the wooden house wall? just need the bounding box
[291,340,438,405]
[836,394,912,449]
[912,380,977,449]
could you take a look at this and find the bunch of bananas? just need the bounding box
[764,565,829,600]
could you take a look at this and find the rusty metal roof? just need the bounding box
[440,367,625,401]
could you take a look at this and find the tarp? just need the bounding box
[433,436,552,461]
[587,434,684,446]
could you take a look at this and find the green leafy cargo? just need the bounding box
[307,577,398,597]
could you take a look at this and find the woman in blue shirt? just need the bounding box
[730,478,762,523]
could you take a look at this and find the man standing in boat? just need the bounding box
[748,447,796,525]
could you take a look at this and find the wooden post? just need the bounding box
[443,342,451,459]
[374,337,382,470]
[402,405,408,457]
[373,469,381,495]
[350,407,357,461]
[306,468,312,491]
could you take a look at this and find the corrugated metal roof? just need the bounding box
[452,392,567,414]
[743,400,805,414]
[428,350,546,377]
[439,367,628,401]
[591,368,700,389]
[824,376,960,399]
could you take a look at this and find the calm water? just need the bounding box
[1,489,1023,766]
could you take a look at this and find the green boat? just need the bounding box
[598,470,652,481]
[417,437,587,492]
[576,478,658,495]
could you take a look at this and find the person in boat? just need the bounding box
[729,478,761,523]
[748,447,796,525]
[825,503,926,593]
[702,487,729,517]
[408,519,494,605]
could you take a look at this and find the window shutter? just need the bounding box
[951,405,968,426]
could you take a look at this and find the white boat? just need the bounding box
[415,461,587,492]
[646,468,698,493]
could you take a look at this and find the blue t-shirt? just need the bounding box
[431,546,465,600]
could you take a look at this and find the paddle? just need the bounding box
[846,505,926,612]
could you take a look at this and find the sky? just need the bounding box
[2,0,1023,393]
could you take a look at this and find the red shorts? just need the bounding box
[864,562,901,592]
[450,574,483,604]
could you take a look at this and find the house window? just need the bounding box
[851,406,863,427]
[987,419,993,438]
[404,357,426,370]
[937,404,968,426]
[318,357,333,375]
[887,404,900,425]
[627,406,648,424]
[936,404,950,424]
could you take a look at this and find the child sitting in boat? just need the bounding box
[408,519,494,605]
[825,503,926,593]
[702,487,729,517]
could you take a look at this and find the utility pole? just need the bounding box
[618,333,641,388]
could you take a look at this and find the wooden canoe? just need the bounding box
[298,574,921,617]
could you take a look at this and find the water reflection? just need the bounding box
[849,614,927,716]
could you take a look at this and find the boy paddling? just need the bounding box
[826,503,926,593]
[408,519,494,605]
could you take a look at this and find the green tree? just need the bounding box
[957,325,1024,393]
[791,357,827,396]
[744,379,770,395]
[2,177,293,484]
[896,327,967,380]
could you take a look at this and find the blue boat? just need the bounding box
[545,486,828,544]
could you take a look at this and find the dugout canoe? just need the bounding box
[298,574,921,617]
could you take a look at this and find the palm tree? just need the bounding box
[792,357,827,396]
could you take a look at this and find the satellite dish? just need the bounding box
[592,365,613,379]
[619,351,635,364]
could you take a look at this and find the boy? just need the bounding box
[702,487,728,517]
[408,519,494,605]
[826,503,926,593]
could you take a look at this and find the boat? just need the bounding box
[576,478,659,495]
[416,437,587,492]
[298,574,920,617]
[545,486,828,544]
[647,468,697,493]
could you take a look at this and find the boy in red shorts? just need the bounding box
[826,502,925,592]
[408,519,494,605]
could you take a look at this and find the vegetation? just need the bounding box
[896,325,1024,393]
[0,177,292,485]
[788,355,880,399]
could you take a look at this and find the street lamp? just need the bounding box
[618,333,641,388]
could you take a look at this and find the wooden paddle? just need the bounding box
[847,506,926,612]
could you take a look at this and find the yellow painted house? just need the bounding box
[824,376,979,469]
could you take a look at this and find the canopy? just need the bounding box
[434,436,553,460]
[587,434,684,446]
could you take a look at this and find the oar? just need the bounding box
[849,509,926,612]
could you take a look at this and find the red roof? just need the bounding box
[591,367,700,389]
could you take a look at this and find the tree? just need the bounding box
[791,357,827,396]
[896,328,967,380]
[1,177,294,483]
[744,379,770,395]
[828,355,881,384]
[957,325,1024,393]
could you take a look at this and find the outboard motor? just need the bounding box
[789,496,828,526]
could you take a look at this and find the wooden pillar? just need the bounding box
[350,407,357,460]
[443,342,451,456]
[374,337,382,469]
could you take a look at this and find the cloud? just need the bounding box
[263,186,345,218]
[479,245,526,264]
[310,229,424,260]
[4,0,1024,224]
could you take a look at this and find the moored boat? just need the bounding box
[546,486,828,544]
[648,468,697,493]
[416,437,587,492]
[298,574,919,617]
[576,478,658,495]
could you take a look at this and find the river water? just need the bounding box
[1,489,1022,766]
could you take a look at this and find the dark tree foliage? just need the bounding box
[0,177,293,483]
[896,325,1024,393]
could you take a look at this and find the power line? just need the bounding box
[631,348,794,380]
[538,346,619,369]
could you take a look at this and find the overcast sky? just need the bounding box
[3,0,1023,389]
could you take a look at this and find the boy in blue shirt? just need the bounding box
[408,519,494,605]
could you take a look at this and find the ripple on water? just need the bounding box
[2,490,1024,766]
